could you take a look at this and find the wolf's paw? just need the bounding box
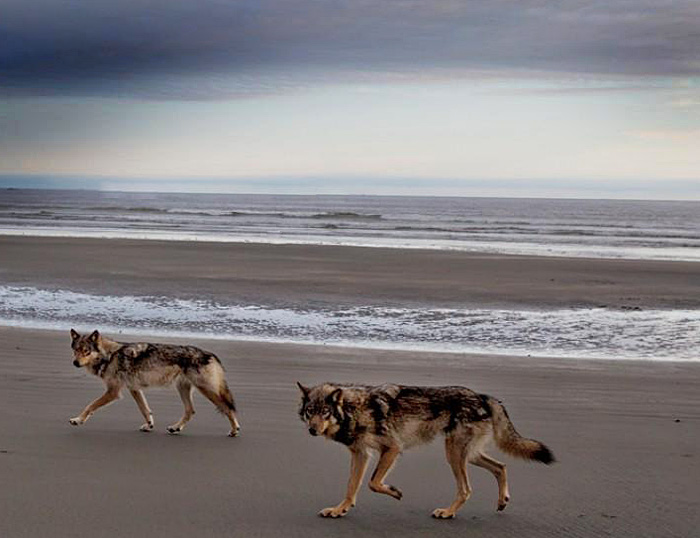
[69,417,84,426]
[319,505,350,518]
[228,427,240,437]
[369,482,403,500]
[166,426,182,435]
[388,485,403,501]
[431,508,456,519]
[497,495,510,512]
[140,422,154,432]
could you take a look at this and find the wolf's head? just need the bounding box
[69,329,102,368]
[297,382,344,438]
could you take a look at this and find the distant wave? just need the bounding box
[1,191,698,262]
[75,207,385,220]
[5,210,697,242]
[310,211,382,220]
[83,206,170,213]
[175,209,384,220]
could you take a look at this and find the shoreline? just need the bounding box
[1,325,698,538]
[1,235,697,362]
[0,318,697,363]
[4,324,700,367]
[4,323,700,374]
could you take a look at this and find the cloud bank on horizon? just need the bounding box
[2,0,699,99]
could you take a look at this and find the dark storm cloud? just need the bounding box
[1,0,698,99]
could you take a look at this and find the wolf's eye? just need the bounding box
[304,408,312,419]
[321,406,331,417]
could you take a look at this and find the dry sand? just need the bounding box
[1,236,699,537]
[0,327,698,538]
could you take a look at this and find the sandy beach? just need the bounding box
[1,236,699,537]
[0,327,698,538]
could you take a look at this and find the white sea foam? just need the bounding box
[1,285,697,361]
[0,226,698,262]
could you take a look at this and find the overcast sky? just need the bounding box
[1,1,699,198]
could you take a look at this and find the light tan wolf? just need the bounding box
[69,329,240,436]
[297,382,554,518]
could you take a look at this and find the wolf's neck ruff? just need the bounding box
[89,337,122,378]
[91,356,111,377]
[330,401,358,446]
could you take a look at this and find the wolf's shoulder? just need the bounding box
[110,342,154,362]
[395,385,478,398]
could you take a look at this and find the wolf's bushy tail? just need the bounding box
[186,356,237,413]
[486,397,555,464]
[210,358,237,413]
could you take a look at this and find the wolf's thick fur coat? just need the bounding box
[69,329,240,436]
[298,382,554,518]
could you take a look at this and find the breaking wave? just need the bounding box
[0,285,698,361]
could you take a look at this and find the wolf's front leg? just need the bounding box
[130,389,155,432]
[320,448,369,518]
[70,387,121,426]
[368,445,403,500]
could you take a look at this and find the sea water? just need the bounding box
[1,189,698,360]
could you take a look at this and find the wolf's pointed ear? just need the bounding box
[296,382,310,398]
[327,387,343,405]
[70,329,80,341]
[89,330,100,342]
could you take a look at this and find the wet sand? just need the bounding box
[1,235,699,309]
[0,326,698,538]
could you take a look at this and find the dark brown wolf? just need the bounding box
[69,329,240,436]
[297,382,554,518]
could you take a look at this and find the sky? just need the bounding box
[1,1,699,199]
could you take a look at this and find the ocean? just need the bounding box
[1,189,699,261]
[0,189,698,360]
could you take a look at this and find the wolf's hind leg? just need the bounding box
[191,374,240,437]
[368,445,403,500]
[432,435,472,519]
[130,389,154,432]
[471,452,510,511]
[167,378,195,434]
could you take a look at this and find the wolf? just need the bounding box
[69,329,240,436]
[297,382,554,518]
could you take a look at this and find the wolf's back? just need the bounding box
[486,396,555,464]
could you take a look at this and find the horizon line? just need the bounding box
[1,174,698,202]
[1,186,698,204]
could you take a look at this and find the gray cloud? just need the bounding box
[1,0,698,99]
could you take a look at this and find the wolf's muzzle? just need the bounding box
[308,427,318,436]
[73,359,81,368]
